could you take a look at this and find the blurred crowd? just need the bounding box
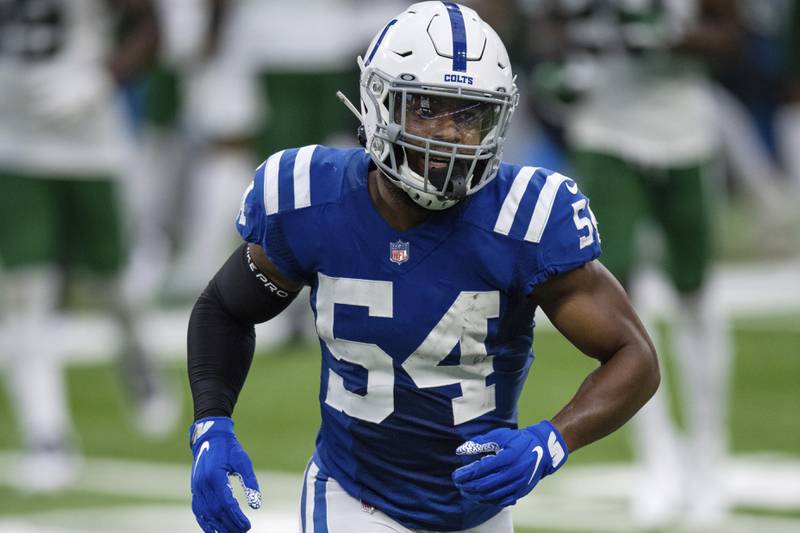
[0,0,798,530]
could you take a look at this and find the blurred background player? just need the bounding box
[526,0,740,527]
[137,0,262,302]
[0,0,177,492]
[132,0,405,343]
[119,0,260,336]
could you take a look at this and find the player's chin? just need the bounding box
[408,155,472,193]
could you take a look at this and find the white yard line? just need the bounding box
[0,453,798,532]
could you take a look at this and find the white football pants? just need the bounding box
[300,459,513,533]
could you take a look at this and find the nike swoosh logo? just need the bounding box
[527,445,544,485]
[192,441,210,480]
[566,181,578,194]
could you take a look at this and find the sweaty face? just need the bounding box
[394,93,501,197]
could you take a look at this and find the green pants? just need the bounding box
[0,172,125,276]
[571,151,713,294]
[253,70,360,156]
[143,65,360,156]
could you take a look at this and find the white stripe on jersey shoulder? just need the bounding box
[293,145,318,210]
[237,182,254,226]
[524,172,572,243]
[263,150,284,215]
[493,166,538,236]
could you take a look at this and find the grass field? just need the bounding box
[0,317,797,532]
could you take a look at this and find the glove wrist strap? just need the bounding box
[525,420,568,476]
[189,416,235,448]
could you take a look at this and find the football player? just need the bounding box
[527,0,739,526]
[187,2,659,532]
[0,0,176,491]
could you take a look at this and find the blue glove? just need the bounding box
[190,417,261,532]
[452,420,568,507]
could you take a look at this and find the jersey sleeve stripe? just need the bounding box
[279,149,300,212]
[493,166,537,236]
[237,182,254,226]
[293,145,318,209]
[264,150,284,215]
[524,172,571,243]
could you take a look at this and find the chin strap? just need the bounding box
[397,161,461,211]
[428,165,468,201]
[450,174,467,199]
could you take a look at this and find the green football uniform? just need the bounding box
[545,0,719,291]
[0,0,130,275]
[0,172,124,275]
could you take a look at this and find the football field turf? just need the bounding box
[0,318,797,532]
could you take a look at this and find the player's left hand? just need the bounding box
[452,420,568,507]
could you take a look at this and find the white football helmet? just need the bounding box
[349,1,518,210]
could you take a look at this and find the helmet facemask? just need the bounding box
[361,69,517,210]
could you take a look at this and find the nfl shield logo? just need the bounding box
[389,240,410,265]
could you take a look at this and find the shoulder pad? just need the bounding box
[235,145,365,281]
[476,165,576,242]
[260,145,360,215]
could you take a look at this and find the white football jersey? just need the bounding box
[0,0,133,177]
[562,0,721,167]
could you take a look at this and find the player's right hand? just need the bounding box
[189,417,261,532]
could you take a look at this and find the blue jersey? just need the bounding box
[236,145,600,531]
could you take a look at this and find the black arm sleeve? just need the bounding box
[187,243,300,419]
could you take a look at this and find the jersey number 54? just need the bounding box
[316,273,498,426]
